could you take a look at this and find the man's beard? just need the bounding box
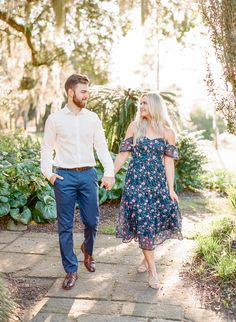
[72,94,86,108]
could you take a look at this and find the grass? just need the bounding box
[196,235,222,267]
[218,254,236,281]
[179,196,209,212]
[227,185,236,210]
[179,191,235,216]
[99,225,116,235]
[192,217,236,310]
[202,169,236,194]
[195,217,236,277]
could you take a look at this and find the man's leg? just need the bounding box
[77,168,99,271]
[54,169,78,273]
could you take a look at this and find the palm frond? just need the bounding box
[88,87,178,152]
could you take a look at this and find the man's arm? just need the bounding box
[93,116,115,190]
[41,115,62,184]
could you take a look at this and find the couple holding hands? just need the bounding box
[41,74,182,291]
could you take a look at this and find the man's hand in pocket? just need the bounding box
[50,174,64,185]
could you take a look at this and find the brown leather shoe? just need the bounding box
[62,272,78,290]
[81,243,95,272]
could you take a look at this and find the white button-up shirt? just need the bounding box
[41,106,114,180]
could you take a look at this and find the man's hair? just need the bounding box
[64,74,89,94]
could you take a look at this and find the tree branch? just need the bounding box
[0,11,27,33]
[34,6,50,25]
[0,9,57,67]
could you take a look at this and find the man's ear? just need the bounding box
[67,88,74,98]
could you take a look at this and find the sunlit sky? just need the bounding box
[109,9,218,116]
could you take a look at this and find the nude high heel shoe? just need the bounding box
[148,270,158,289]
[137,258,148,273]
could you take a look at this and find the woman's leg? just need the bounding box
[142,249,158,289]
[137,253,148,272]
[137,257,147,272]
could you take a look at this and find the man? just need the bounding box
[41,74,115,290]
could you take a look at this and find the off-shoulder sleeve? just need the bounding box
[119,137,134,152]
[164,143,179,160]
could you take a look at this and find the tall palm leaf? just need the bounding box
[89,87,179,152]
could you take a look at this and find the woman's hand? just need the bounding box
[169,189,179,202]
[100,177,115,190]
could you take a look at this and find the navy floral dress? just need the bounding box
[116,136,182,250]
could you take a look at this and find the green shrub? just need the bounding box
[218,255,236,281]
[195,217,236,282]
[175,132,207,192]
[211,218,234,241]
[96,152,127,205]
[189,106,226,140]
[202,169,236,194]
[193,216,236,310]
[226,185,236,210]
[0,132,127,221]
[0,275,16,322]
[0,131,56,224]
[195,235,221,267]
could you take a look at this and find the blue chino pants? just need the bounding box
[54,167,99,273]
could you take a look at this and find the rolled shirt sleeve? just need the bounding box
[93,116,114,177]
[40,115,56,180]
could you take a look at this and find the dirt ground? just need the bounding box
[5,274,55,322]
[24,200,119,234]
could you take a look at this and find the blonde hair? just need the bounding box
[134,92,173,141]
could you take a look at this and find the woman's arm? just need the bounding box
[114,121,135,174]
[114,152,130,175]
[164,129,179,202]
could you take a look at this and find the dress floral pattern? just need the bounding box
[116,136,182,250]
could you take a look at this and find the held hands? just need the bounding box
[169,189,179,202]
[49,173,64,185]
[100,177,115,191]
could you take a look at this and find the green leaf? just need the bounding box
[37,186,55,200]
[35,200,57,221]
[9,192,27,208]
[10,208,20,217]
[0,196,9,203]
[0,180,10,196]
[10,207,31,224]
[20,207,32,224]
[99,188,108,205]
[0,203,10,217]
[108,190,122,200]
[43,195,55,204]
[32,208,45,223]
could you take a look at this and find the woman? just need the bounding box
[114,92,182,290]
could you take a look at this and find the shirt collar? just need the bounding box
[64,105,86,115]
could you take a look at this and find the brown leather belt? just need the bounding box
[57,166,93,171]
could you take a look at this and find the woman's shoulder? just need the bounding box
[164,128,176,145]
[128,120,137,131]
[125,121,137,139]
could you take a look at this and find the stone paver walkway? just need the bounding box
[0,223,235,322]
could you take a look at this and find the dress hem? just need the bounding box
[115,232,183,250]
